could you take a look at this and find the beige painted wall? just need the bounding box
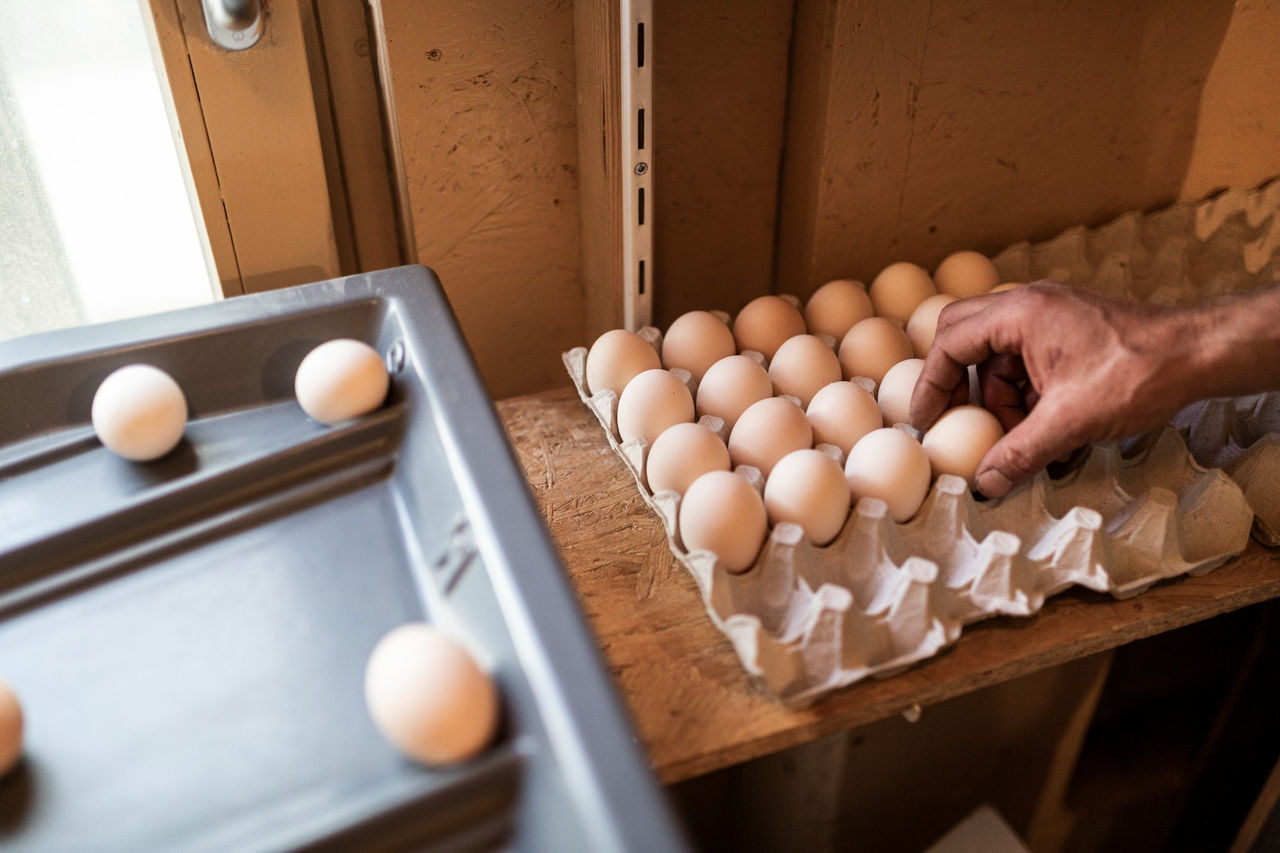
[372,0,1279,397]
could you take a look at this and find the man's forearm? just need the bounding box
[1182,284,1280,403]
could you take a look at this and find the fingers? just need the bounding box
[977,354,1028,433]
[910,349,968,431]
[911,297,1022,430]
[932,291,1000,333]
[974,400,1082,497]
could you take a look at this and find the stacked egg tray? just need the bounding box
[564,179,1280,708]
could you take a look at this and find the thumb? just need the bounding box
[974,401,1081,498]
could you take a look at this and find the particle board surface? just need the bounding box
[497,387,1280,783]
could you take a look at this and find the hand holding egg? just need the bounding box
[911,280,1198,498]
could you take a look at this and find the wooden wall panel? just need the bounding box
[653,0,794,322]
[572,0,625,339]
[1181,0,1280,199]
[373,1,583,399]
[777,0,1280,297]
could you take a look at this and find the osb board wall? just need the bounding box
[776,0,1280,296]
[374,0,1278,396]
[373,2,583,399]
[374,0,793,397]
[651,1,793,325]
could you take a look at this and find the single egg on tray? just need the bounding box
[768,334,842,408]
[696,355,773,431]
[732,295,805,360]
[838,317,914,387]
[646,421,731,495]
[617,369,695,444]
[877,358,925,427]
[295,338,390,425]
[868,261,937,323]
[934,250,999,299]
[806,380,882,456]
[804,279,872,341]
[364,623,499,766]
[585,328,661,396]
[764,449,850,546]
[679,470,768,573]
[727,396,813,477]
[845,427,931,522]
[661,311,735,383]
[91,364,188,461]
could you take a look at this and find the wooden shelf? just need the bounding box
[496,387,1280,784]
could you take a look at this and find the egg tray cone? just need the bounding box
[562,180,1279,706]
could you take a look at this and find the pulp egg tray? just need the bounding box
[563,180,1280,707]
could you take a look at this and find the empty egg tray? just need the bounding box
[563,179,1280,707]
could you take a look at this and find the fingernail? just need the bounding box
[976,469,1012,498]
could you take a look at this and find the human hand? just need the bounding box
[909,281,1194,498]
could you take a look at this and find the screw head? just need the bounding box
[634,162,648,175]
[426,48,442,60]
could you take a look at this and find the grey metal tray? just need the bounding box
[0,266,688,852]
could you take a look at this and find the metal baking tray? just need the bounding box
[0,266,688,852]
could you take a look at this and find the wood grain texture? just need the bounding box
[497,387,1280,783]
[572,0,625,337]
[652,0,794,322]
[776,0,1280,297]
[143,0,241,296]
[175,0,342,293]
[313,0,404,273]
[374,1,583,398]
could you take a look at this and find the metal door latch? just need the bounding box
[201,0,262,51]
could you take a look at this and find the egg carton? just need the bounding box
[992,179,1280,304]
[561,180,1279,706]
[1168,391,1280,546]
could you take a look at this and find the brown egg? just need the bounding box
[661,310,736,382]
[363,623,498,766]
[764,449,850,546]
[921,405,1005,488]
[934,250,999,299]
[732,295,806,360]
[876,358,925,426]
[646,422,731,495]
[696,355,773,430]
[906,293,960,358]
[617,369,695,444]
[868,262,937,323]
[767,334,842,408]
[837,318,914,386]
[806,381,883,456]
[989,281,1022,294]
[679,470,768,573]
[585,328,660,396]
[727,396,813,477]
[845,428,932,523]
[803,279,872,340]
